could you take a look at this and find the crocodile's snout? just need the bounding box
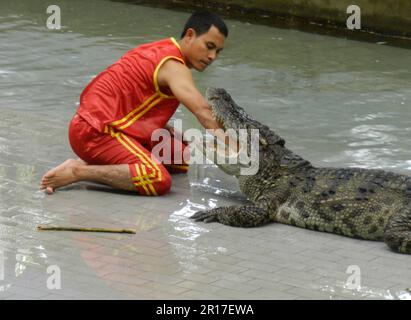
[206,87,226,101]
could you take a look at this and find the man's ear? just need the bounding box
[185,28,196,41]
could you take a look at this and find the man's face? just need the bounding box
[184,25,225,71]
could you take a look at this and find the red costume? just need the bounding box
[69,37,188,196]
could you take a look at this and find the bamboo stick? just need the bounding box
[37,225,136,234]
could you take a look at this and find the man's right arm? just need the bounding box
[157,59,226,135]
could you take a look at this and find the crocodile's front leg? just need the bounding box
[190,205,272,227]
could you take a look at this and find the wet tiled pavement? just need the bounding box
[1,0,411,300]
[1,110,411,300]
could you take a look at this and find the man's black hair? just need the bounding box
[180,11,228,39]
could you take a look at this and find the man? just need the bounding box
[40,11,228,196]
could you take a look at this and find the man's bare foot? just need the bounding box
[77,158,88,165]
[40,159,85,194]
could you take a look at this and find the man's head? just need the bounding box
[180,11,228,72]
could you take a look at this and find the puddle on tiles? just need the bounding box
[319,281,411,300]
[0,178,73,294]
[165,196,243,275]
[169,199,211,241]
[0,246,47,293]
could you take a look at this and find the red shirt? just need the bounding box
[77,37,185,143]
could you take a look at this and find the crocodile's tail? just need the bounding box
[384,206,411,254]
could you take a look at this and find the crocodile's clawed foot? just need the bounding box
[190,205,271,227]
[190,210,219,223]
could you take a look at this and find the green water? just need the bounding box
[1,0,410,173]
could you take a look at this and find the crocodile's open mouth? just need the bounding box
[205,87,252,134]
[212,113,225,129]
[209,102,226,130]
[206,87,228,130]
[201,87,266,175]
[203,87,246,159]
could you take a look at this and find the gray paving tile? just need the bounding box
[176,280,222,294]
[250,288,299,300]
[285,286,336,300]
[2,119,411,300]
[142,281,190,295]
[211,279,261,293]
[180,289,224,299]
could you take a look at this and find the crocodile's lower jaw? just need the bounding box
[204,137,240,160]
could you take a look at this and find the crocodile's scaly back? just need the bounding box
[191,88,411,254]
[270,167,410,239]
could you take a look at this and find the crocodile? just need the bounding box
[191,87,411,254]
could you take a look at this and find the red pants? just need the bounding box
[69,114,189,196]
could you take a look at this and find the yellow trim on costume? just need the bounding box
[105,126,162,196]
[107,39,185,131]
[153,55,186,99]
[133,164,151,196]
[117,96,163,130]
[131,163,160,196]
[170,37,183,53]
[109,93,160,128]
[120,133,163,184]
[116,132,157,178]
[119,132,163,196]
[106,127,155,194]
[141,165,158,196]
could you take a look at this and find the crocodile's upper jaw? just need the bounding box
[206,87,282,149]
[206,87,250,132]
[204,87,291,176]
[204,87,266,176]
